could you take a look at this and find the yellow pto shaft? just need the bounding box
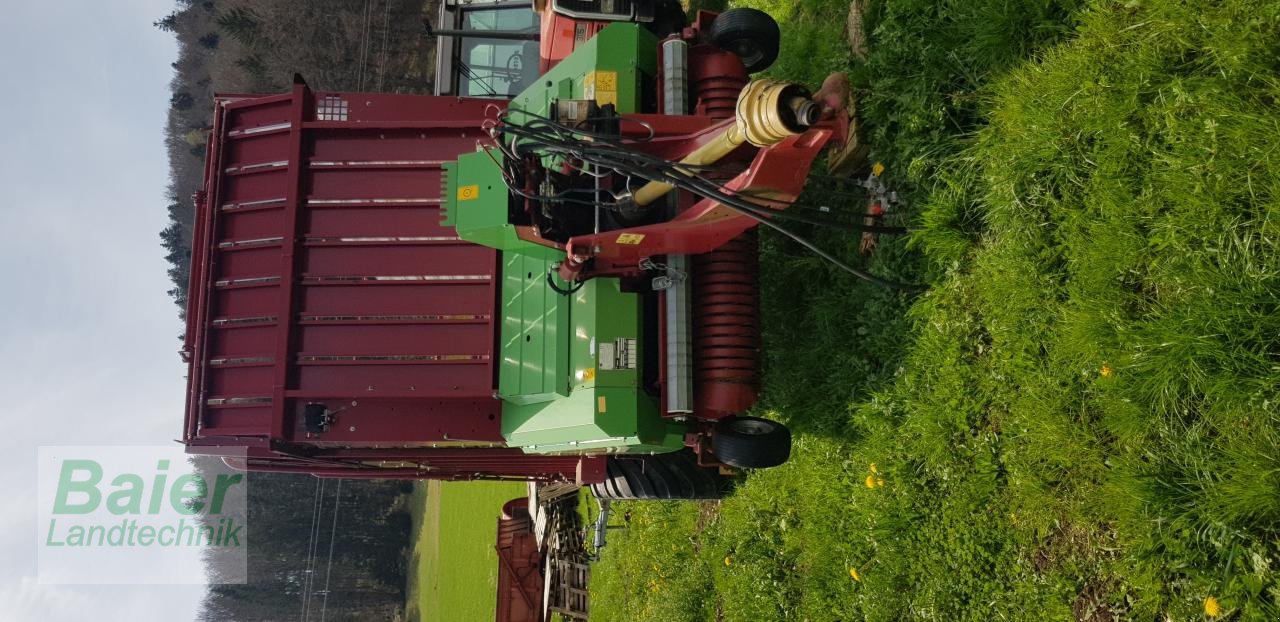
[631,79,820,207]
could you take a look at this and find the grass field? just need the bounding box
[405,480,527,622]
[590,0,1280,620]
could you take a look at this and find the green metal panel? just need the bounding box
[500,278,683,454]
[444,151,560,259]
[498,252,569,403]
[447,23,657,256]
[509,23,656,118]
[442,22,681,456]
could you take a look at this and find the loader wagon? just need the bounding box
[181,1,862,500]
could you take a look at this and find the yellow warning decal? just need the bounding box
[583,71,618,107]
[597,396,608,413]
[457,185,480,201]
[582,367,596,382]
[615,233,645,245]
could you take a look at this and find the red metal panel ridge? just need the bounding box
[183,86,506,450]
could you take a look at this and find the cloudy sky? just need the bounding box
[0,1,208,619]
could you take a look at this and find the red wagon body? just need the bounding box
[182,83,601,482]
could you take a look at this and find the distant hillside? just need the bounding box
[158,2,440,620]
[158,0,438,315]
[193,463,417,621]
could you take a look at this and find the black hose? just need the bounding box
[496,119,926,291]
[547,270,585,296]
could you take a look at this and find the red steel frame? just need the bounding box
[555,115,843,281]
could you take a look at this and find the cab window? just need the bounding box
[457,7,539,97]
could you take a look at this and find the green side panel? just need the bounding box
[509,23,657,118]
[444,150,560,259]
[446,23,658,257]
[499,252,569,403]
[500,278,683,455]
[451,23,680,455]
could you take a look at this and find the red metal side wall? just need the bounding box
[184,84,505,450]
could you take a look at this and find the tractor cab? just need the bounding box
[431,0,707,98]
[433,0,541,97]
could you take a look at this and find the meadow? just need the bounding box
[406,480,527,621]
[589,0,1280,620]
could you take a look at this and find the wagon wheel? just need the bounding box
[710,8,781,73]
[711,416,792,469]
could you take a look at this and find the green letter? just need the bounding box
[45,519,63,546]
[106,474,144,515]
[53,460,101,514]
[148,460,169,514]
[208,474,243,515]
[136,525,156,546]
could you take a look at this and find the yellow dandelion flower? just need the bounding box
[865,475,877,489]
[1100,364,1112,378]
[1204,596,1221,617]
[869,463,879,474]
[723,555,733,567]
[849,567,861,582]
[876,477,886,488]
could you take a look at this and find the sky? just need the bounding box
[0,1,209,619]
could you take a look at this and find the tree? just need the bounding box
[196,472,412,620]
[216,7,260,44]
[154,12,179,32]
[170,91,194,110]
[160,216,190,312]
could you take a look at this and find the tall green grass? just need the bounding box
[592,0,1280,619]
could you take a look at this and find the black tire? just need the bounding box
[590,450,730,500]
[603,460,629,498]
[711,416,791,469]
[616,459,658,498]
[709,8,781,73]
[669,450,722,498]
[646,456,694,498]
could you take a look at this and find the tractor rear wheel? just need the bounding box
[589,450,730,500]
[711,416,791,469]
[709,8,781,73]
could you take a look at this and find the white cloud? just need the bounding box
[0,1,213,619]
